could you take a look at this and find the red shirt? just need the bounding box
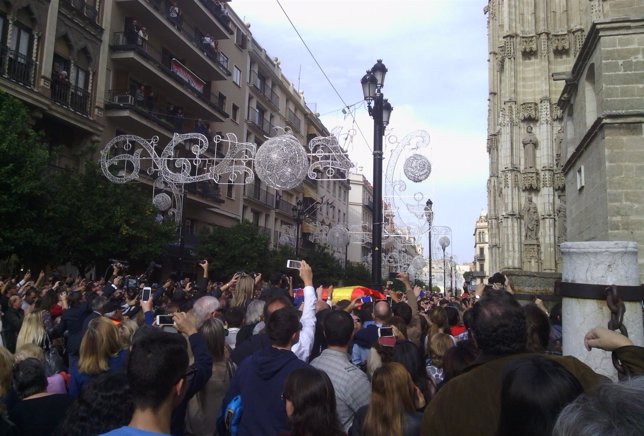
[450,325,466,337]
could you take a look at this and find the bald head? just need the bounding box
[373,300,392,323]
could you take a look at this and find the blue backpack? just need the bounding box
[222,394,243,436]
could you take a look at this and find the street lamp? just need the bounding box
[424,199,433,291]
[449,255,454,293]
[292,196,334,257]
[361,59,393,291]
[439,236,450,293]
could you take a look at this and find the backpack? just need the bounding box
[223,394,243,436]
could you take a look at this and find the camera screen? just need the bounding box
[156,315,174,325]
[379,327,394,337]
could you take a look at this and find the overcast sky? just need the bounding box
[231,0,489,265]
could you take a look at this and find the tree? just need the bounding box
[45,162,176,271]
[299,245,344,286]
[0,92,50,265]
[344,262,371,285]
[197,221,271,280]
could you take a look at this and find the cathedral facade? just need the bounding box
[486,0,644,281]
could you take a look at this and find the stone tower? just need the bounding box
[485,0,592,274]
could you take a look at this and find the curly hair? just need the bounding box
[54,371,133,436]
[471,290,526,355]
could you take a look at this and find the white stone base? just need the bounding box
[561,241,643,380]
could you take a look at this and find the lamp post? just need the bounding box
[361,59,393,291]
[439,236,450,293]
[292,196,334,257]
[449,255,454,293]
[424,199,433,291]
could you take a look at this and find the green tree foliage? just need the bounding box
[0,92,175,272]
[0,92,50,262]
[345,262,371,286]
[197,221,271,279]
[46,162,176,270]
[300,245,344,286]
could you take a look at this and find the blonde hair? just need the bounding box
[0,347,12,413]
[428,333,455,368]
[16,311,46,351]
[117,319,139,349]
[78,317,122,375]
[363,362,416,436]
[14,343,45,363]
[232,275,254,308]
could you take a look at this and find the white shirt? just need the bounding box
[291,285,315,362]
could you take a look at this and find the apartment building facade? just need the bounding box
[0,0,349,268]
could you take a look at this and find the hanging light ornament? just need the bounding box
[403,153,431,182]
[327,225,350,249]
[254,133,309,190]
[152,193,172,211]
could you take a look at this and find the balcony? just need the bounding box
[104,89,175,138]
[244,184,275,208]
[0,47,36,88]
[286,108,301,133]
[194,0,234,36]
[50,77,91,116]
[275,196,296,216]
[475,252,486,261]
[110,33,227,121]
[247,107,273,136]
[249,70,280,110]
[114,0,230,81]
[60,0,101,28]
[363,198,374,211]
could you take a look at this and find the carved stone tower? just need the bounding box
[485,0,589,273]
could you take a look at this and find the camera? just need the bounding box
[156,314,174,326]
[388,272,398,280]
[286,260,302,269]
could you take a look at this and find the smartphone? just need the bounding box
[389,272,398,280]
[360,296,372,304]
[286,260,302,269]
[386,295,392,306]
[156,314,174,326]
[378,326,394,337]
[141,286,151,302]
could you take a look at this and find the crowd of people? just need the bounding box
[0,262,642,436]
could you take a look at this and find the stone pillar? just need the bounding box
[561,241,643,379]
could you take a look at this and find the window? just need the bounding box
[227,183,234,198]
[218,92,226,111]
[232,104,239,122]
[10,24,31,57]
[233,66,241,86]
[576,165,585,190]
[71,64,88,89]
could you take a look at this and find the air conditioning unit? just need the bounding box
[113,94,134,105]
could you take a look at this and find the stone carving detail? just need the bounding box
[504,36,515,59]
[524,244,539,260]
[520,103,539,121]
[556,195,567,244]
[541,170,554,188]
[551,103,563,121]
[539,33,549,58]
[539,99,551,125]
[488,0,497,19]
[499,107,508,127]
[487,134,498,152]
[503,172,510,188]
[552,33,570,54]
[520,36,538,55]
[590,0,603,21]
[554,126,564,167]
[522,170,540,191]
[554,171,566,191]
[497,51,505,70]
[522,195,540,241]
[573,29,585,57]
[507,102,518,126]
[522,125,538,169]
